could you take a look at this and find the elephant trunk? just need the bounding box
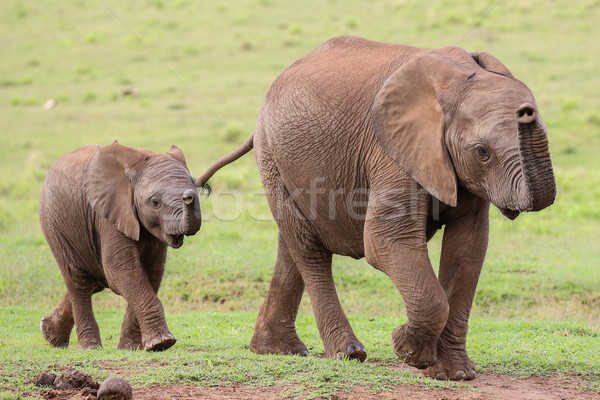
[517,106,556,212]
[182,188,202,236]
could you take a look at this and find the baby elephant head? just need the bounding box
[372,48,556,219]
[84,142,206,248]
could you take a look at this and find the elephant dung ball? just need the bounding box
[29,372,57,387]
[97,377,133,400]
[53,368,99,391]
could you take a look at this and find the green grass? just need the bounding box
[1,0,599,398]
[1,309,599,398]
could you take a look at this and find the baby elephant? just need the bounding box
[39,142,205,351]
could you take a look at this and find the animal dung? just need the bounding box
[28,371,57,387]
[29,369,133,399]
[97,377,133,400]
[53,368,99,391]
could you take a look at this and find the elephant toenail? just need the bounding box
[300,349,308,357]
[455,371,467,380]
[417,361,430,369]
[435,372,448,380]
[469,370,477,379]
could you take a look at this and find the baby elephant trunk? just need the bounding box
[182,188,202,235]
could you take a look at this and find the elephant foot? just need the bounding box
[331,338,367,362]
[423,338,476,381]
[250,325,308,356]
[117,338,142,351]
[391,324,437,369]
[424,351,476,381]
[321,330,367,362]
[78,341,103,350]
[143,332,177,351]
[40,314,73,348]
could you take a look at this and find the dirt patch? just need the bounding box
[129,374,599,400]
[24,368,599,400]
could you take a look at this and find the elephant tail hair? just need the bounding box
[194,134,254,187]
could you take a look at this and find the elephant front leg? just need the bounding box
[250,233,308,356]
[115,277,175,351]
[116,277,175,351]
[103,242,175,352]
[117,246,166,351]
[364,189,448,369]
[381,246,449,369]
[424,198,489,381]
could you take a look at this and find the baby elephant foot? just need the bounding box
[391,324,437,369]
[250,326,309,356]
[40,314,74,348]
[143,332,177,351]
[424,348,477,381]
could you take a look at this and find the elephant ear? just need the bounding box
[167,145,189,170]
[84,143,148,241]
[371,53,469,207]
[470,51,513,78]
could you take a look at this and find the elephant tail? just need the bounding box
[194,134,254,187]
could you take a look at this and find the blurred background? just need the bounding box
[1,0,598,328]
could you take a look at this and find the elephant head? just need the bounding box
[83,142,204,248]
[371,48,556,219]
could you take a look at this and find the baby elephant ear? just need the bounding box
[84,143,148,241]
[167,145,188,169]
[371,53,464,207]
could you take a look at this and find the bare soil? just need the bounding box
[24,367,600,400]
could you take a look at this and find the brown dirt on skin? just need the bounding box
[24,368,600,400]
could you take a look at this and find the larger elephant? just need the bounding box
[198,36,556,380]
[40,142,207,351]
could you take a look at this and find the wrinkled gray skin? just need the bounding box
[200,36,556,380]
[39,142,204,351]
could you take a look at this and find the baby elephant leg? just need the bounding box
[40,293,74,348]
[41,283,105,348]
[118,305,142,350]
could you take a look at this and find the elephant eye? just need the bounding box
[150,198,161,209]
[475,145,490,161]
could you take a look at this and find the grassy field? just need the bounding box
[1,0,599,398]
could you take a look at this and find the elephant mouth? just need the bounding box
[499,207,520,220]
[166,234,184,249]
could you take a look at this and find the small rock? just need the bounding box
[97,377,133,400]
[29,372,56,387]
[42,98,57,110]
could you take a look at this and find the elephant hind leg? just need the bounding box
[41,292,74,348]
[255,144,366,361]
[250,232,308,357]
